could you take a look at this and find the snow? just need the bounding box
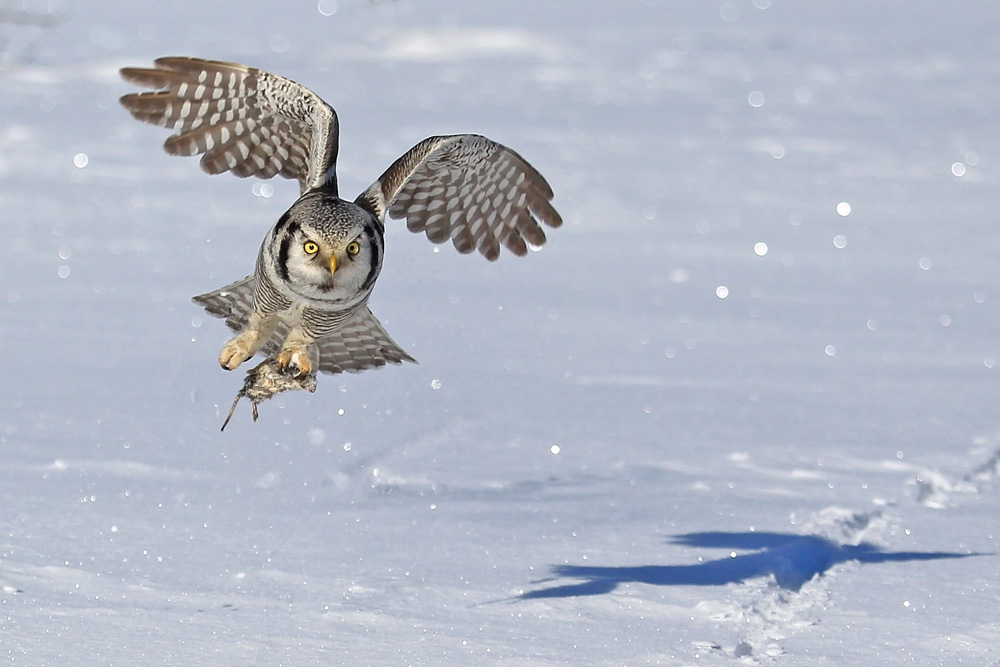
[1,0,999,664]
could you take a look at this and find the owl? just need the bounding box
[119,57,561,379]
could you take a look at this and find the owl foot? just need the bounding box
[219,335,254,371]
[278,345,313,377]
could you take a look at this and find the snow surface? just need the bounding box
[1,0,999,664]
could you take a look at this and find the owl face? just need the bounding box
[273,193,381,304]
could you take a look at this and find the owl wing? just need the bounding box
[355,134,562,261]
[192,275,255,332]
[119,57,339,194]
[312,308,417,375]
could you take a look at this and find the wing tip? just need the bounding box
[119,66,151,85]
[120,56,245,86]
[117,92,140,114]
[152,55,191,68]
[540,203,564,228]
[317,353,418,376]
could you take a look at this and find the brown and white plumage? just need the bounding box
[120,57,338,192]
[119,56,561,379]
[357,134,561,260]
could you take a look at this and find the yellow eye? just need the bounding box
[303,241,319,255]
[346,241,361,256]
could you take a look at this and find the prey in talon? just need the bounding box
[221,357,319,431]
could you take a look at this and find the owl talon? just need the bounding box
[278,347,313,377]
[220,337,253,371]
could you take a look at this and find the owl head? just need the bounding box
[272,191,381,303]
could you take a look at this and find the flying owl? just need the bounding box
[119,57,561,380]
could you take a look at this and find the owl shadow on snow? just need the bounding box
[519,531,986,599]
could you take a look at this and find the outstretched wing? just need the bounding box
[192,275,255,332]
[313,308,417,375]
[355,134,562,261]
[119,56,340,194]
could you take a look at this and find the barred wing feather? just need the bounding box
[313,308,416,375]
[356,134,562,261]
[119,57,339,194]
[192,275,255,332]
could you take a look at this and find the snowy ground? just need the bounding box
[2,0,999,664]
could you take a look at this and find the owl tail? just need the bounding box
[192,275,255,332]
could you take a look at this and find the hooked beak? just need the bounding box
[328,254,338,274]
